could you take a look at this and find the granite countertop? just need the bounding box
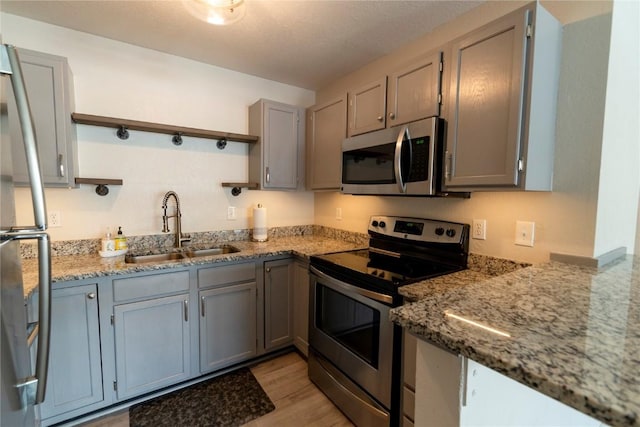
[391,255,640,426]
[21,235,364,298]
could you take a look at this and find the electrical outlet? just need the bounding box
[515,221,535,247]
[472,219,486,240]
[227,206,236,220]
[48,211,61,227]
[336,207,342,220]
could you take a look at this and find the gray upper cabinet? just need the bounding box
[444,3,561,191]
[347,77,387,137]
[387,51,442,127]
[9,48,78,187]
[39,284,103,421]
[306,95,347,190]
[347,51,442,138]
[249,99,304,190]
[264,258,294,350]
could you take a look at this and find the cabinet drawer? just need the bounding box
[113,270,189,302]
[198,262,255,288]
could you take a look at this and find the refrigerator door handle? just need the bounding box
[12,232,51,405]
[1,44,47,232]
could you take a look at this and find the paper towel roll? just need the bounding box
[253,204,268,242]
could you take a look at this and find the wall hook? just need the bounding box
[216,138,227,150]
[116,125,129,140]
[172,132,183,146]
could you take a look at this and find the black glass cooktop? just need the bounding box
[310,248,462,297]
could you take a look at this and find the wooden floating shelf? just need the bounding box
[71,113,259,144]
[75,177,123,196]
[221,182,259,196]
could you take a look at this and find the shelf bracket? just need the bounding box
[172,132,183,146]
[216,138,227,150]
[75,178,123,196]
[116,125,129,140]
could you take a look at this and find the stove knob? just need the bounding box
[371,220,379,227]
[379,221,386,228]
[446,228,456,237]
[435,227,445,236]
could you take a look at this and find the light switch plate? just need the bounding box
[515,221,535,247]
[227,206,236,220]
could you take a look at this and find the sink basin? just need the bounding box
[124,252,186,264]
[124,245,240,264]
[185,245,240,257]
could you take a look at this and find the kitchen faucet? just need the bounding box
[161,191,190,248]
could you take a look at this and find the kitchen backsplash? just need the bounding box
[19,225,369,258]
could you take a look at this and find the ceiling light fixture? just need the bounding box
[183,0,246,26]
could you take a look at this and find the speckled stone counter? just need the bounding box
[21,235,365,298]
[391,255,640,426]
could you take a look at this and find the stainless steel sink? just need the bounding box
[185,245,240,257]
[124,245,240,264]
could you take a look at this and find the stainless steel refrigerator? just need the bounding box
[1,44,52,426]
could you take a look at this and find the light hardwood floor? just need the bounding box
[80,351,353,427]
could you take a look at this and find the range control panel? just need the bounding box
[368,215,468,244]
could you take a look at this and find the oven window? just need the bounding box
[342,142,396,184]
[315,284,380,368]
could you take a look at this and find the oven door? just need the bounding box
[309,266,394,409]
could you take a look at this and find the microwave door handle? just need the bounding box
[2,45,47,232]
[394,126,409,193]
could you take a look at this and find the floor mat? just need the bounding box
[129,368,275,427]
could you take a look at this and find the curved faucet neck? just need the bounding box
[161,191,187,248]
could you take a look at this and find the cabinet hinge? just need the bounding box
[526,24,533,38]
[439,61,443,72]
[518,158,525,172]
[110,314,114,325]
[113,381,117,391]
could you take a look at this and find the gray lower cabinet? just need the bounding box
[8,48,78,187]
[39,284,103,422]
[199,282,257,373]
[264,258,294,350]
[444,3,561,191]
[402,330,417,426]
[113,293,191,400]
[292,259,310,357]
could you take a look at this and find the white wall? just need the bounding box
[1,13,315,241]
[315,4,613,264]
[593,0,640,256]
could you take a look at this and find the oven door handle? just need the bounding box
[310,266,393,305]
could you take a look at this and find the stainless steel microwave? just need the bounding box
[341,117,447,196]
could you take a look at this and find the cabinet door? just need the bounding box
[306,95,347,190]
[387,51,442,127]
[39,284,103,420]
[249,100,302,190]
[264,259,294,350]
[199,282,257,373]
[445,11,529,189]
[292,260,310,357]
[8,48,77,187]
[348,77,387,136]
[114,294,190,399]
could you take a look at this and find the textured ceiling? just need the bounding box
[0,0,483,90]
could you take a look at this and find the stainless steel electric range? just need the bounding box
[308,215,470,427]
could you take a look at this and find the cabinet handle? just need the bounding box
[87,292,96,300]
[377,116,383,122]
[445,151,452,181]
[265,167,270,184]
[58,154,65,177]
[388,112,395,120]
[184,300,188,322]
[266,267,271,273]
[200,296,205,317]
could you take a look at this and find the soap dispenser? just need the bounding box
[115,226,128,251]
[101,227,115,252]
